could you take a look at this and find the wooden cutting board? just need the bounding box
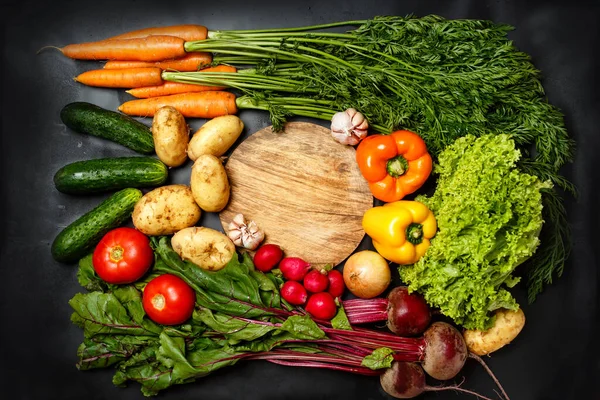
[219,122,373,268]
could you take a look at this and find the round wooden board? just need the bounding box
[219,122,373,268]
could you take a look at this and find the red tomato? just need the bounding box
[92,227,153,284]
[142,274,195,325]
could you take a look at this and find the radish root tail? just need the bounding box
[469,352,510,400]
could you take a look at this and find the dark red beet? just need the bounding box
[280,281,308,305]
[386,286,431,336]
[303,269,329,293]
[327,269,346,298]
[380,361,495,400]
[422,322,467,381]
[279,257,311,281]
[305,292,337,320]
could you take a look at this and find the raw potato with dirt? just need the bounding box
[190,154,230,212]
[132,184,201,235]
[187,115,244,160]
[151,106,189,167]
[171,226,235,271]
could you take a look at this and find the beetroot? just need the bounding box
[303,269,329,293]
[279,257,311,281]
[343,286,431,336]
[305,292,337,320]
[386,287,431,336]
[280,281,308,305]
[380,361,495,400]
[422,321,467,380]
[253,244,283,272]
[327,269,345,298]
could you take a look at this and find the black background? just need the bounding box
[1,0,598,399]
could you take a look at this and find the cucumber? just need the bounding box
[51,188,143,263]
[60,102,154,154]
[54,157,168,194]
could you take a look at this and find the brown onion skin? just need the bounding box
[386,286,432,336]
[422,321,468,380]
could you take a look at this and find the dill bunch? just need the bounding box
[174,15,575,302]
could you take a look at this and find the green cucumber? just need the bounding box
[54,157,168,194]
[60,102,154,154]
[51,188,143,263]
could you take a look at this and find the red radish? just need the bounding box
[305,292,337,320]
[327,269,345,298]
[343,286,431,336]
[280,281,308,305]
[253,244,283,272]
[279,257,311,281]
[303,269,329,293]
[380,361,496,400]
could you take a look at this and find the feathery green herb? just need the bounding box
[167,15,574,301]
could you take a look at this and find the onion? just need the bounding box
[342,250,391,299]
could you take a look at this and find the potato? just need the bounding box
[132,185,201,236]
[171,226,235,271]
[187,115,244,160]
[463,308,526,356]
[190,154,230,212]
[152,106,189,167]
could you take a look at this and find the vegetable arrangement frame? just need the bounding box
[2,2,598,400]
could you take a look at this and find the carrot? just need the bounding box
[118,91,238,118]
[126,82,220,98]
[61,35,185,61]
[103,52,213,71]
[75,67,163,88]
[107,24,208,42]
[126,65,237,98]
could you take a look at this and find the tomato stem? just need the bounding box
[110,245,124,262]
[151,294,166,311]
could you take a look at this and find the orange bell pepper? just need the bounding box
[356,130,432,202]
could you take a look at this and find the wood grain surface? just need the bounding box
[219,122,373,268]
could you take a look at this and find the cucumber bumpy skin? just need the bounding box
[51,188,143,263]
[53,157,168,194]
[60,102,155,154]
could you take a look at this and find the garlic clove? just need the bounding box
[331,108,369,146]
[226,213,265,250]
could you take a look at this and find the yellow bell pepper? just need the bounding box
[362,200,437,265]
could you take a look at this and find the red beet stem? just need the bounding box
[343,298,389,324]
[265,359,383,376]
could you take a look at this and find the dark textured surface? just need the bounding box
[0,0,598,399]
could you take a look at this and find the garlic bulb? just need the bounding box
[330,108,369,146]
[227,213,265,250]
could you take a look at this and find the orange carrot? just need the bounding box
[118,91,238,118]
[61,35,185,61]
[107,24,208,42]
[126,65,238,98]
[126,82,221,98]
[75,67,163,88]
[103,52,213,71]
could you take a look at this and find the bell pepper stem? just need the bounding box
[386,155,409,178]
[406,223,424,245]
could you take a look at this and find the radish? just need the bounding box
[380,361,496,400]
[253,244,284,272]
[305,292,337,320]
[343,286,431,336]
[303,269,329,293]
[327,269,345,298]
[280,281,308,305]
[279,257,311,281]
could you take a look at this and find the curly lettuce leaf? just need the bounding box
[399,134,551,330]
